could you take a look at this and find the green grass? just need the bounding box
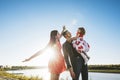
[89,69,120,73]
[0,71,42,80]
[88,64,120,73]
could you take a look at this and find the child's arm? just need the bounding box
[82,51,90,59]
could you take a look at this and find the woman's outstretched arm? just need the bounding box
[22,43,49,62]
[22,50,42,62]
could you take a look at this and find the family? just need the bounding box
[23,26,90,80]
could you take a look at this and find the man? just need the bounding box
[62,30,88,80]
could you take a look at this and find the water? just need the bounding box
[89,72,120,80]
[7,68,120,80]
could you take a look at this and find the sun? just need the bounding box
[22,47,55,66]
[38,47,54,66]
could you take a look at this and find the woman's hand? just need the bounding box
[22,58,31,62]
[22,50,42,62]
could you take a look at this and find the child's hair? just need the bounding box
[78,27,86,35]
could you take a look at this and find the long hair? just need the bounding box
[49,30,58,46]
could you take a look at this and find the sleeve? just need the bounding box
[62,43,72,69]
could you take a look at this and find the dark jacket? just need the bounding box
[62,40,84,69]
[63,40,88,80]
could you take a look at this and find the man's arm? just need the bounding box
[63,43,75,79]
[63,43,71,69]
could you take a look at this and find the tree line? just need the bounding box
[88,64,120,70]
[0,64,120,71]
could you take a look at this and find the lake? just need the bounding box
[7,68,120,80]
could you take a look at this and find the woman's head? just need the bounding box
[49,30,60,46]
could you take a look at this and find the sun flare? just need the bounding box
[39,48,55,66]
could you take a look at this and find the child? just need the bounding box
[72,27,90,65]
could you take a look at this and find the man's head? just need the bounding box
[62,30,72,39]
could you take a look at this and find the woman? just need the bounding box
[23,27,66,80]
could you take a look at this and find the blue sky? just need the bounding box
[0,0,120,66]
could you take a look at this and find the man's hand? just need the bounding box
[69,67,76,79]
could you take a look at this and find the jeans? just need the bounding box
[73,56,88,80]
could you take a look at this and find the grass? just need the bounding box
[88,64,120,73]
[89,69,120,73]
[0,71,42,80]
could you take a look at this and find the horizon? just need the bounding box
[1,64,120,67]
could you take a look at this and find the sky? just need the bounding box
[0,0,120,66]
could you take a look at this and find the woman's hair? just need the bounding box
[78,27,86,35]
[49,30,58,46]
